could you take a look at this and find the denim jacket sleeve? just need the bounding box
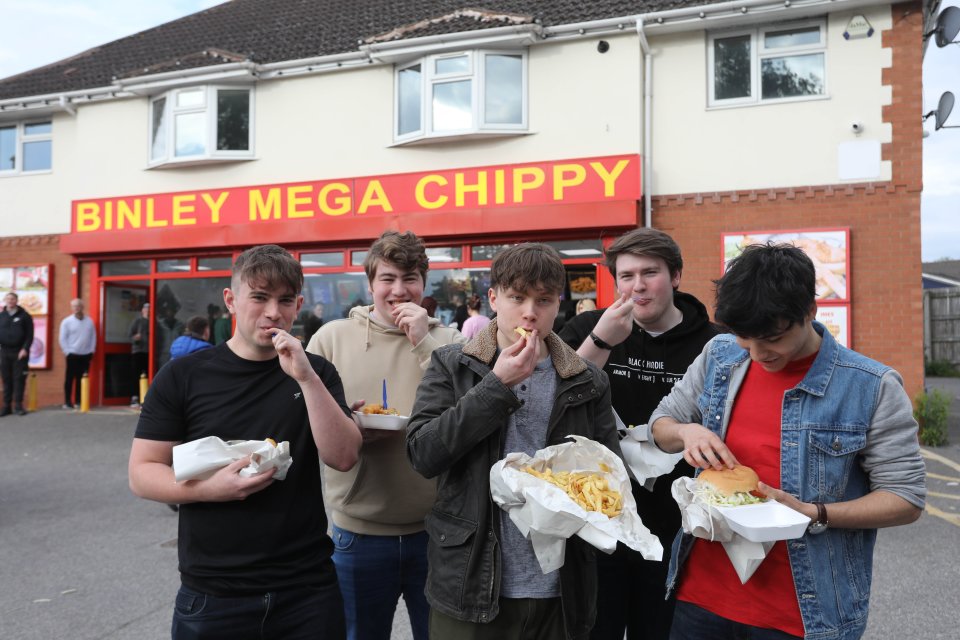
[648,341,711,441]
[861,370,926,508]
[406,347,519,479]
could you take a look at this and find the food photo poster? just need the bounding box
[2,264,53,369]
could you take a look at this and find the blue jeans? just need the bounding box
[670,602,802,640]
[171,583,345,640]
[331,524,429,640]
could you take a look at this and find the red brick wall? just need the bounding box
[651,2,924,399]
[0,235,74,409]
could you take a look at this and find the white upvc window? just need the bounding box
[149,85,253,166]
[0,120,52,175]
[708,20,827,107]
[395,50,527,143]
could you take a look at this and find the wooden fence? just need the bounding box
[924,288,960,366]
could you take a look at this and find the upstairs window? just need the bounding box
[0,120,52,174]
[149,86,253,166]
[395,50,527,143]
[708,21,826,107]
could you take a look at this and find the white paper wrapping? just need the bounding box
[672,476,805,583]
[172,436,293,482]
[489,435,663,574]
[619,423,684,491]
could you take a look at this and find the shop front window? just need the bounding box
[154,277,231,371]
[101,260,151,276]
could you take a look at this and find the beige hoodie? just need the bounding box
[306,304,467,535]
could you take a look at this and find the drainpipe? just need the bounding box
[636,18,652,229]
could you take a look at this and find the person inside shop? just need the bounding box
[450,292,469,331]
[0,291,34,417]
[559,227,718,640]
[169,315,213,360]
[128,244,362,639]
[406,242,621,639]
[154,286,185,369]
[303,302,325,345]
[459,293,490,340]
[128,302,150,407]
[58,298,96,410]
[575,298,596,315]
[420,296,438,319]
[306,230,465,640]
[650,242,926,640]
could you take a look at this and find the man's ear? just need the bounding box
[223,288,235,314]
[487,287,499,313]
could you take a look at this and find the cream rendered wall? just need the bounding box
[649,7,893,195]
[0,33,640,238]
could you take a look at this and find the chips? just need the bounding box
[522,466,623,517]
[361,404,399,416]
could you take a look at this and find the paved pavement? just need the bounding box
[1,394,957,639]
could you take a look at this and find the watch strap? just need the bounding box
[589,331,613,350]
[814,501,828,526]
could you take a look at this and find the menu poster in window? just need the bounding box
[816,305,850,348]
[29,317,48,368]
[0,268,13,289]
[721,228,849,301]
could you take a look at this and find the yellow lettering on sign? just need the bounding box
[513,167,545,204]
[250,188,281,221]
[146,198,167,227]
[202,192,229,224]
[287,185,314,219]
[357,180,393,214]
[590,159,630,197]
[172,194,197,226]
[76,203,101,232]
[553,164,587,200]
[455,172,488,207]
[494,169,506,205]
[117,200,141,230]
[415,175,448,210]
[318,183,352,216]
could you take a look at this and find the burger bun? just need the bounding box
[698,464,760,497]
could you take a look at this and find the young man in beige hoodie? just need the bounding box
[306,230,466,640]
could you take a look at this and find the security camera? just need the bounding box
[851,122,864,134]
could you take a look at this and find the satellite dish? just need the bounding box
[935,91,955,130]
[936,5,960,47]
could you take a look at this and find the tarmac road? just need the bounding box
[0,394,957,640]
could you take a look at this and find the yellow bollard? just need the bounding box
[80,373,90,413]
[139,373,149,407]
[27,373,38,411]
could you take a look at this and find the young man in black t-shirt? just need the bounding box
[129,245,362,639]
[559,228,718,640]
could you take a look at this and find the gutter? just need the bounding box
[636,19,653,230]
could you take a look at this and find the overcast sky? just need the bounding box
[1,0,957,262]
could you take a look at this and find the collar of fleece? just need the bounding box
[463,318,588,380]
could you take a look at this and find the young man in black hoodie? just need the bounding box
[1,291,35,416]
[559,228,717,640]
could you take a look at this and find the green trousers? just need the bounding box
[429,597,565,640]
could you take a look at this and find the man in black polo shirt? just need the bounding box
[0,291,34,417]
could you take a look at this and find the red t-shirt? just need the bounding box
[676,352,817,637]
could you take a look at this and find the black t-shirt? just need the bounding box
[559,293,719,544]
[136,343,350,595]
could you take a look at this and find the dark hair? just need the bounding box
[714,242,816,337]
[184,315,209,338]
[490,243,566,295]
[420,296,438,317]
[364,231,429,283]
[466,294,483,312]
[605,227,683,284]
[232,245,303,294]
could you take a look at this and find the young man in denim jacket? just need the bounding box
[650,243,925,640]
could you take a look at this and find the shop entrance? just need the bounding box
[101,282,148,405]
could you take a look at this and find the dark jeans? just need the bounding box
[0,347,28,409]
[670,601,802,640]
[429,597,564,640]
[64,353,92,405]
[591,542,675,640]
[331,524,429,640]
[172,582,345,640]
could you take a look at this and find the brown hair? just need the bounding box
[466,294,483,311]
[184,315,209,337]
[232,245,303,294]
[364,231,429,283]
[490,243,565,295]
[604,227,683,283]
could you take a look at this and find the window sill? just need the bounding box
[147,155,256,170]
[706,93,830,111]
[0,169,52,178]
[390,130,532,147]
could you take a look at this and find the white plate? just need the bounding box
[715,500,811,542]
[353,411,409,431]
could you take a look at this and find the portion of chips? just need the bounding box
[522,466,623,517]
[361,404,399,416]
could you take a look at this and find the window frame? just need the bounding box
[393,49,528,144]
[707,19,828,108]
[148,85,255,167]
[0,120,53,176]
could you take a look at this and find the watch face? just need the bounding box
[808,521,828,535]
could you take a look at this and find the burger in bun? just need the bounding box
[695,464,766,507]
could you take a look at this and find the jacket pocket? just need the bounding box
[424,510,477,611]
[807,429,867,499]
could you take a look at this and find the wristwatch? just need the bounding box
[807,502,829,535]
[589,331,614,350]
